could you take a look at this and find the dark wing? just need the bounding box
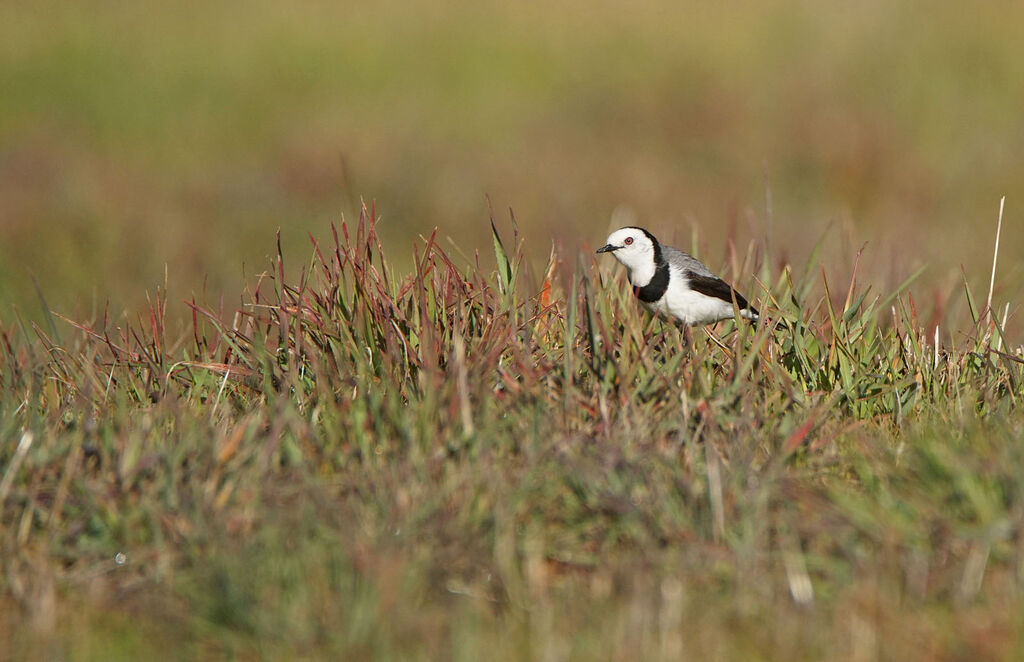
[684,270,758,315]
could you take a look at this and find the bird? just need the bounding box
[596,226,758,326]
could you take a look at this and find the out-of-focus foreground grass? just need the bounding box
[2,0,1023,326]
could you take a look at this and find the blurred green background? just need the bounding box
[2,0,1023,326]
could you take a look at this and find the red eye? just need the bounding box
[624,237,634,245]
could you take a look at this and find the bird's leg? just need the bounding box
[649,318,668,354]
[668,322,692,360]
[681,324,693,350]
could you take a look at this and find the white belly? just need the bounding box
[640,267,741,325]
[662,289,738,325]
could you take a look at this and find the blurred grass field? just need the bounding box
[4,1,1024,660]
[2,0,1023,325]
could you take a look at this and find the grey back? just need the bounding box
[661,245,715,278]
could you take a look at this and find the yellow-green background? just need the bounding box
[2,0,1023,324]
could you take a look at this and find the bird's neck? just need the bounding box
[629,260,659,287]
[628,242,665,287]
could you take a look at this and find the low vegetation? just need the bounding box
[2,206,1023,660]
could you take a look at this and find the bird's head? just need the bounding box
[596,227,658,269]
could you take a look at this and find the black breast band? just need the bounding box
[632,261,670,302]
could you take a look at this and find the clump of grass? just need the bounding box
[2,203,1024,659]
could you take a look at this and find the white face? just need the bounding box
[597,227,656,269]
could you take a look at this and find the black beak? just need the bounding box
[596,244,618,254]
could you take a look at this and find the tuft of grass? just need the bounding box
[2,206,1024,659]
